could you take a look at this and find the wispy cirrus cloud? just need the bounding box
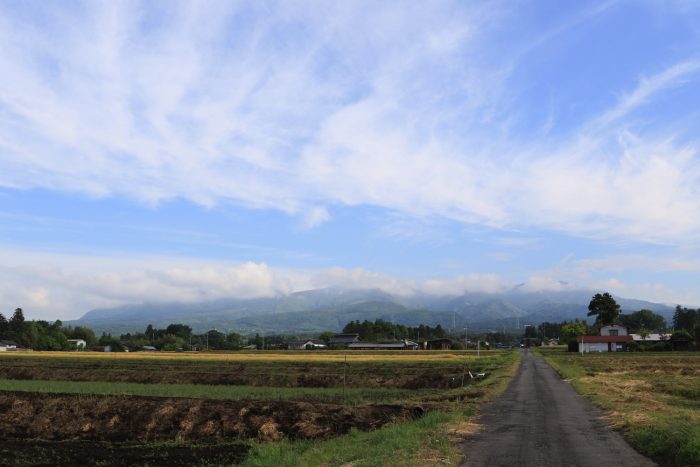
[0,1,699,246]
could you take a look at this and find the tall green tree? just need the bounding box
[165,323,192,340]
[673,305,699,332]
[9,308,25,334]
[0,313,8,336]
[587,293,620,326]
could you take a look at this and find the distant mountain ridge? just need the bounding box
[68,287,677,335]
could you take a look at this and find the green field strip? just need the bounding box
[0,378,421,404]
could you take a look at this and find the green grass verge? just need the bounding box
[242,411,459,467]
[0,379,421,405]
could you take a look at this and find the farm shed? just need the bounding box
[348,339,419,350]
[671,336,692,351]
[426,338,452,350]
[328,333,360,349]
[630,333,670,343]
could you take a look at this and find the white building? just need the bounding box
[288,339,327,350]
[0,340,18,351]
[579,325,632,352]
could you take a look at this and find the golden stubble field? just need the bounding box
[2,349,486,362]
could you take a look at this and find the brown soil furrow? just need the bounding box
[0,392,423,443]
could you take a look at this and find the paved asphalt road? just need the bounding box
[461,350,656,467]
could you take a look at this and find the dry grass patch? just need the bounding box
[579,374,665,409]
[445,420,481,442]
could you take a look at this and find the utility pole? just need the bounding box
[464,327,468,349]
[542,323,546,347]
[342,353,347,405]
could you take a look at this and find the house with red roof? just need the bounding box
[579,325,633,352]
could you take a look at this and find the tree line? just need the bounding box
[0,308,96,351]
[672,306,700,333]
[341,319,447,341]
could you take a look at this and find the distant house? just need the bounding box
[288,339,327,350]
[579,325,632,352]
[93,345,112,352]
[328,333,360,348]
[426,338,452,350]
[67,339,87,350]
[242,344,258,350]
[141,345,157,351]
[348,339,419,351]
[0,340,18,351]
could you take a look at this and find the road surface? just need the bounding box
[461,350,656,467]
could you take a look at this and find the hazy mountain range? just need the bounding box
[67,287,676,336]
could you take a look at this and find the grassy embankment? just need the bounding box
[537,348,700,466]
[0,350,521,466]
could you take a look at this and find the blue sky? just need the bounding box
[1,1,700,319]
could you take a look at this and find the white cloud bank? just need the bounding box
[1,249,696,321]
[0,2,699,243]
[0,248,508,319]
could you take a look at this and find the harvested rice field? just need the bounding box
[0,350,519,466]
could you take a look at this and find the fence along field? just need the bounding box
[539,349,700,467]
[0,350,519,466]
